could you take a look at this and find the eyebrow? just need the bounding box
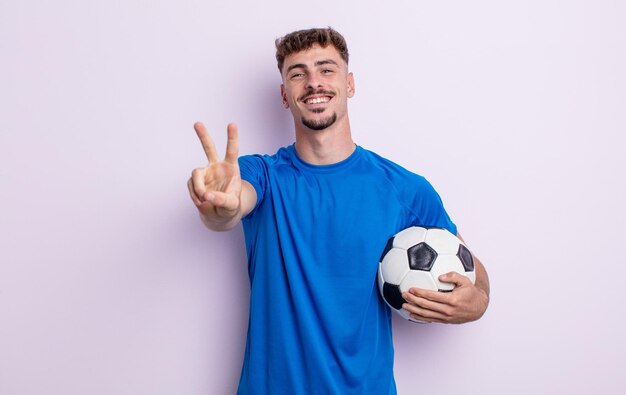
[286,59,340,73]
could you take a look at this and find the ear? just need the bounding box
[280,84,289,108]
[347,72,355,98]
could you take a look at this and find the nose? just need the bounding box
[305,73,323,89]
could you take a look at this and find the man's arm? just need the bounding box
[401,232,490,324]
[187,122,258,232]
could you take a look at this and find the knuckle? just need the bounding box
[192,168,203,177]
[193,183,205,195]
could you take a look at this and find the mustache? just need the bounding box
[299,89,335,101]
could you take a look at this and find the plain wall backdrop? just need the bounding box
[1,0,625,394]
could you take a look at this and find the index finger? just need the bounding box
[194,121,219,163]
[407,287,450,304]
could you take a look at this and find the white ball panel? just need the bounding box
[408,316,428,324]
[393,226,427,250]
[398,308,412,320]
[424,228,459,254]
[430,255,465,291]
[380,248,410,285]
[466,270,476,285]
[399,270,438,292]
[377,263,385,297]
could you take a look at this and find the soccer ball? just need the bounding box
[377,226,475,323]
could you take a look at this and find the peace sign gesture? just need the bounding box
[188,122,246,230]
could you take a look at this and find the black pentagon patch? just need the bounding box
[407,242,438,271]
[379,236,395,263]
[382,283,405,310]
[457,244,474,272]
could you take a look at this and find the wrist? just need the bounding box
[199,207,241,231]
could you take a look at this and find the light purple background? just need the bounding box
[1,1,625,394]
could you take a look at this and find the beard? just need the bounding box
[298,89,337,131]
[301,111,337,131]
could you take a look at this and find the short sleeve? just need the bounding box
[405,175,457,236]
[239,155,267,217]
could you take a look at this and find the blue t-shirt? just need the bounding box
[237,144,456,395]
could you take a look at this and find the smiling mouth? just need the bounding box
[305,96,331,104]
[300,90,335,105]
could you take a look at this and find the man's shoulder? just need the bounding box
[239,145,295,168]
[359,146,426,182]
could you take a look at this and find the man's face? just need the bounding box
[280,44,355,131]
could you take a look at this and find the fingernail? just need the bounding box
[206,192,215,201]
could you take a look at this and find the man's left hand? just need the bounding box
[401,272,489,324]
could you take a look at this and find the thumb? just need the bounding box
[206,191,240,213]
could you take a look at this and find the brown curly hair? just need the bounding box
[275,27,349,73]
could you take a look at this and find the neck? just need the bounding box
[293,118,355,165]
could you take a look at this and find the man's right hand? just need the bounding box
[187,122,244,230]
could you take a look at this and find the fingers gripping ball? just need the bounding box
[377,227,476,323]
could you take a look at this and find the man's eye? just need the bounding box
[290,73,304,79]
[322,69,334,74]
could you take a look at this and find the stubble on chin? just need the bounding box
[301,112,337,131]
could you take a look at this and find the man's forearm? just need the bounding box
[199,210,242,232]
[474,257,490,298]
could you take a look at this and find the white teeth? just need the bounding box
[306,97,330,104]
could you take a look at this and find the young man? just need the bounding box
[188,28,490,395]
